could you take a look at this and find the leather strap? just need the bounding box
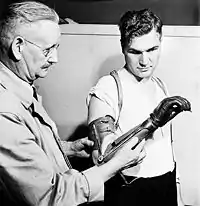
[152,76,168,96]
[153,76,175,163]
[110,70,123,127]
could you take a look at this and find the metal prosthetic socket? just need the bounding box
[89,96,191,165]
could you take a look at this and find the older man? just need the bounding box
[0,1,145,206]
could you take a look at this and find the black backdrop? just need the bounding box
[0,0,199,25]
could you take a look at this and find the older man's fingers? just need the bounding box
[80,137,94,147]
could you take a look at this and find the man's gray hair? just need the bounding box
[0,1,59,46]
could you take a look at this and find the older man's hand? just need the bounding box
[61,137,94,158]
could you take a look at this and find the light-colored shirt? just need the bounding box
[87,68,175,178]
[0,62,104,206]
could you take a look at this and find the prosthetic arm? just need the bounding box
[88,96,191,165]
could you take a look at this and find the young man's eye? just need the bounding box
[147,46,159,53]
[128,49,141,55]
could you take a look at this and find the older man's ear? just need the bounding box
[11,36,24,61]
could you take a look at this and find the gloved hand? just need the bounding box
[98,96,191,164]
[150,95,191,127]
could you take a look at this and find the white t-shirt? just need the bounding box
[87,68,175,178]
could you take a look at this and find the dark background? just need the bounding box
[0,0,200,25]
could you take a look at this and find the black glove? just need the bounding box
[98,96,191,164]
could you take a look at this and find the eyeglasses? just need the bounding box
[23,38,59,58]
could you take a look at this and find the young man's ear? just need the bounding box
[11,36,25,60]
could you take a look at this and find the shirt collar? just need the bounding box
[0,62,34,109]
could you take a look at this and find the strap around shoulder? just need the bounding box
[152,76,168,96]
[153,76,175,162]
[110,70,123,126]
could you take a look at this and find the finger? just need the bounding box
[81,137,94,147]
[137,149,146,163]
[122,161,136,170]
[81,136,88,141]
[78,151,90,158]
[140,148,146,159]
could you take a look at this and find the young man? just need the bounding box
[0,2,145,205]
[87,9,184,206]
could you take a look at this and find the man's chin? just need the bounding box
[139,70,153,79]
[36,71,49,79]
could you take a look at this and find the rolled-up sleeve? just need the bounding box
[86,75,119,122]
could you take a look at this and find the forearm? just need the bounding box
[83,162,121,202]
[0,138,104,205]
